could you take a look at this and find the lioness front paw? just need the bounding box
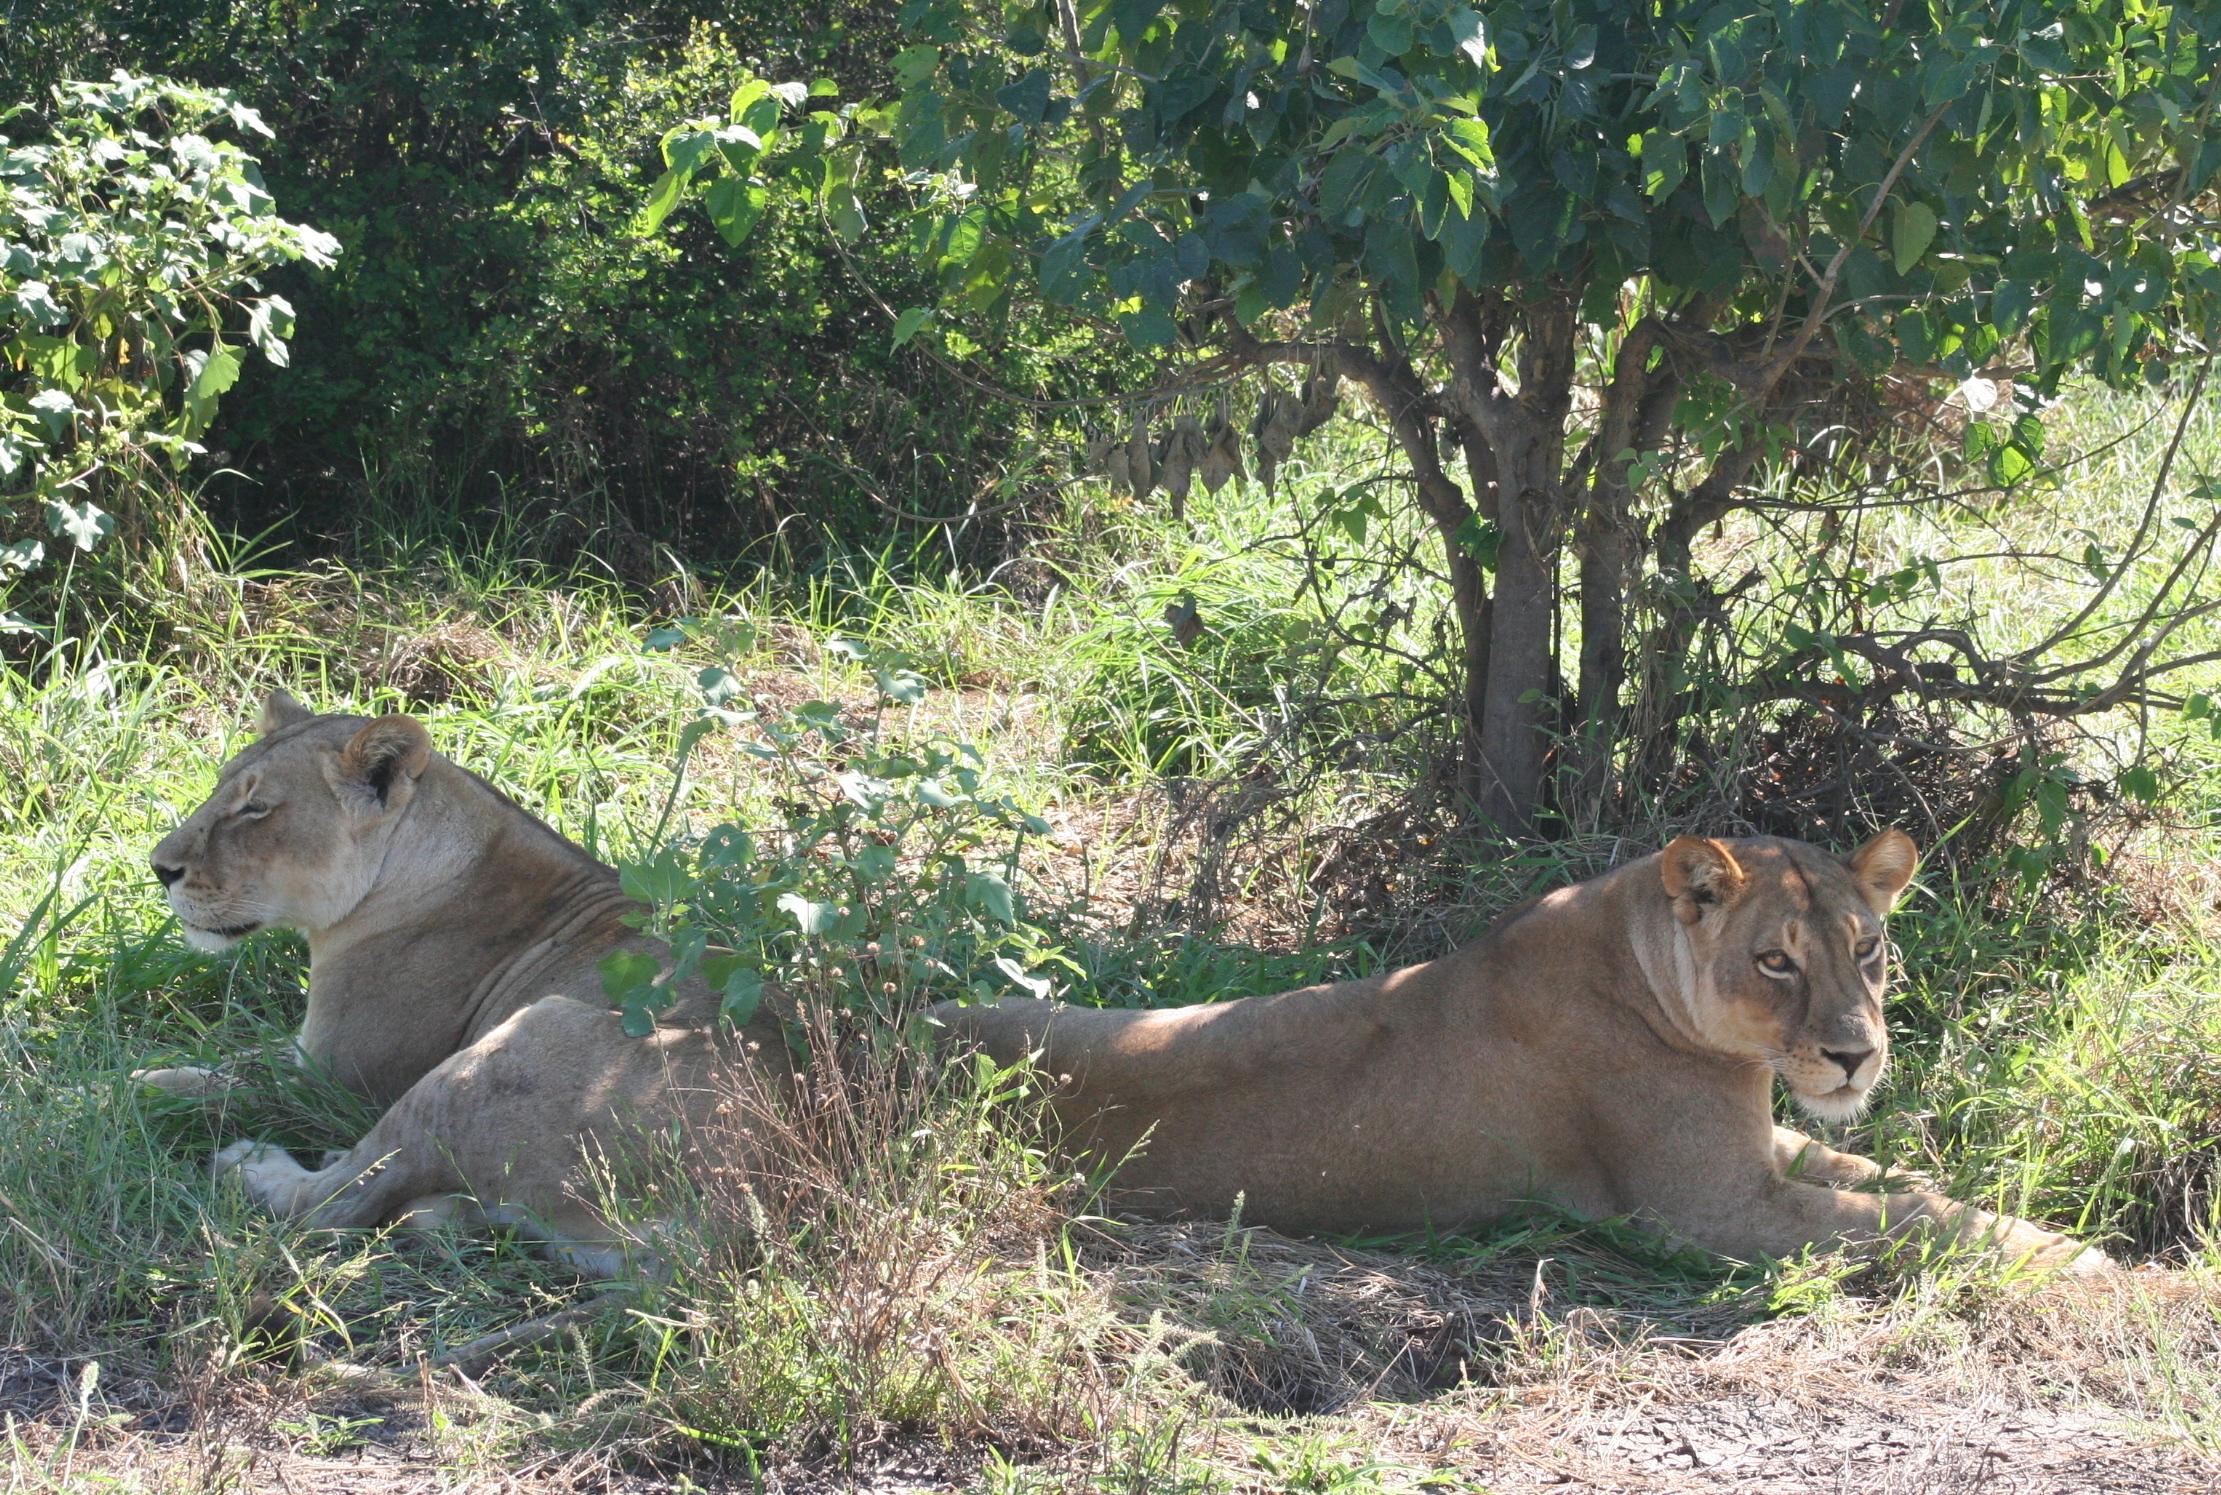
[213,1139,290,1190]
[1978,1213,2112,1275]
[133,1065,239,1100]
[1773,1126,1885,1188]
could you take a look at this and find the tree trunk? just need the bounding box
[1573,317,1683,820]
[1477,479,1556,835]
[1445,294,1575,838]
[1627,442,1762,790]
[1448,544,1493,802]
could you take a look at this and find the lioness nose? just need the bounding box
[152,858,184,888]
[1822,1047,1873,1082]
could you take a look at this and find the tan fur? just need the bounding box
[934,831,2108,1272]
[147,692,788,1277]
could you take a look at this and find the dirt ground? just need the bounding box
[12,1237,2218,1494]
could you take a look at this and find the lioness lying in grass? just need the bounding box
[939,831,2109,1273]
[145,693,2103,1275]
[144,691,795,1276]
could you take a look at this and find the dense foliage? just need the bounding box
[800,0,2221,835]
[0,1,1077,568]
[0,74,333,629]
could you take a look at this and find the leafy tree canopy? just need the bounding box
[664,0,2221,834]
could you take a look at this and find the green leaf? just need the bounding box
[663,127,720,174]
[46,500,112,552]
[1118,307,1178,348]
[598,948,662,1004]
[892,45,942,88]
[1454,515,1500,571]
[1442,165,1474,220]
[1446,8,1488,67]
[875,665,929,703]
[620,847,694,906]
[699,666,745,707]
[995,68,1053,126]
[891,306,934,347]
[2119,764,2160,803]
[644,625,688,651]
[750,90,794,132]
[703,176,769,248]
[1366,9,1414,55]
[993,956,1052,997]
[247,295,295,366]
[185,347,241,410]
[641,168,687,233]
[10,281,66,328]
[966,869,1015,922]
[778,892,842,934]
[1892,202,1938,276]
[699,825,756,870]
[718,966,765,1025]
[730,78,772,120]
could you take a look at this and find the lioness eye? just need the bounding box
[237,801,270,819]
[1757,950,1795,974]
[1856,936,1880,960]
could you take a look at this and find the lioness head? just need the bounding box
[150,691,433,951]
[1655,830,1917,1122]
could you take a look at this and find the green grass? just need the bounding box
[6,389,2221,1486]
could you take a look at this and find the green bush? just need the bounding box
[609,618,1065,1037]
[0,73,333,631]
[4,2,1110,571]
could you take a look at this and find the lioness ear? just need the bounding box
[334,715,432,808]
[256,690,314,735]
[1848,828,1918,917]
[1660,837,1747,926]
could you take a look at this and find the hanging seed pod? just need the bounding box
[1296,372,1342,437]
[1086,430,1116,475]
[1104,438,1133,496]
[1264,393,1302,464]
[1161,413,1205,518]
[1200,396,1244,494]
[1253,380,1300,490]
[1249,383,1280,490]
[1127,408,1155,499]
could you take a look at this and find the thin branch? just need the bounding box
[1758,102,1954,395]
[2022,350,2216,669]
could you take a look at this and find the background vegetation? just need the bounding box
[5,0,2221,1489]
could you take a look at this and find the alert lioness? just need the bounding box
[937,832,2107,1271]
[145,691,791,1276]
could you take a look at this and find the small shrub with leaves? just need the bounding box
[0,72,336,626]
[602,619,1064,1038]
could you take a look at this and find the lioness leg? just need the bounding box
[212,997,682,1278]
[213,1136,459,1229]
[1619,1103,2105,1271]
[1661,1167,2106,1271]
[1772,1126,1885,1187]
